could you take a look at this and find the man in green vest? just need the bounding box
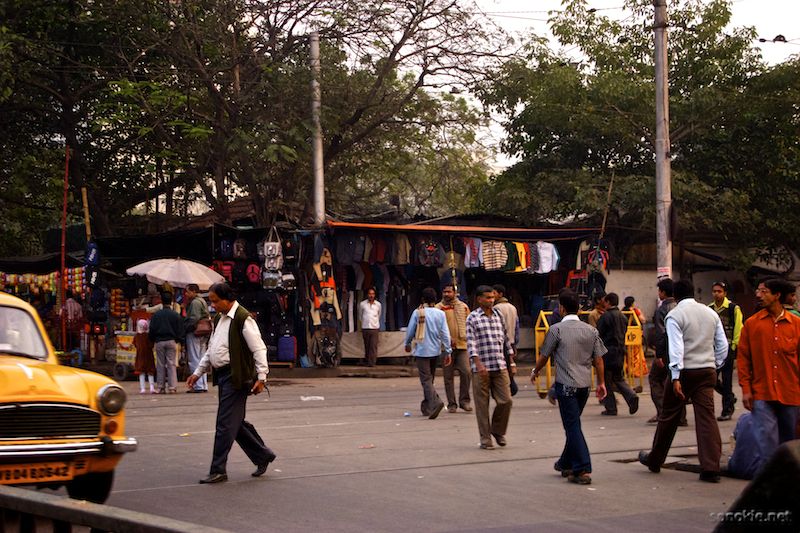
[709,281,743,421]
[187,282,275,484]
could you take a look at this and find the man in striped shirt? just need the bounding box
[532,289,607,485]
[466,285,514,449]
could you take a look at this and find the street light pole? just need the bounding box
[654,0,672,280]
[310,32,325,227]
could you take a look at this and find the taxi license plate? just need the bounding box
[0,462,73,484]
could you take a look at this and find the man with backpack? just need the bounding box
[709,281,743,421]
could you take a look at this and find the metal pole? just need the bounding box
[654,0,672,280]
[60,147,70,351]
[310,31,325,227]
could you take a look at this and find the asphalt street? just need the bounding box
[90,374,747,532]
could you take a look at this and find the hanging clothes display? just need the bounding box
[463,237,483,268]
[309,252,342,327]
[535,241,560,274]
[393,233,412,265]
[416,237,446,267]
[482,240,508,271]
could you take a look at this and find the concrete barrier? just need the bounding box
[0,484,231,532]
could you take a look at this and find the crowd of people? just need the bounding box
[116,276,800,487]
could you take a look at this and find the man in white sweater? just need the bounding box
[639,279,728,483]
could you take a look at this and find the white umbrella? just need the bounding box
[126,258,224,290]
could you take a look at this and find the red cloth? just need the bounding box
[737,309,800,405]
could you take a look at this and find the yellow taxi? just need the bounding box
[0,291,136,503]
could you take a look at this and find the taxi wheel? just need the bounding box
[66,471,114,503]
[113,363,130,381]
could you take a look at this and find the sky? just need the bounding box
[472,0,800,169]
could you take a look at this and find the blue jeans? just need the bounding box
[186,334,207,391]
[555,382,591,474]
[751,400,799,465]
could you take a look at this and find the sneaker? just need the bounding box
[554,461,572,478]
[139,389,146,394]
[479,442,495,450]
[717,413,733,422]
[447,405,457,413]
[460,403,473,412]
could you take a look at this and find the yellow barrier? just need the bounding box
[534,309,648,397]
[622,310,648,392]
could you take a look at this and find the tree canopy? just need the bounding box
[0,0,505,254]
[479,0,800,268]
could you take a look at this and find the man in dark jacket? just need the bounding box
[649,279,686,425]
[148,292,184,394]
[597,293,639,416]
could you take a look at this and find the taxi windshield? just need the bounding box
[0,306,48,360]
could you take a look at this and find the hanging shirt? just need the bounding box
[482,241,508,271]
[535,241,561,274]
[393,234,412,265]
[514,242,527,272]
[463,238,483,268]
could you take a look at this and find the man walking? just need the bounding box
[184,283,210,393]
[187,283,275,484]
[737,277,800,472]
[359,287,381,366]
[493,284,519,393]
[405,287,451,419]
[639,280,728,482]
[148,292,184,394]
[708,281,743,421]
[531,289,607,485]
[649,279,683,424]
[436,284,472,413]
[466,285,514,450]
[596,293,639,416]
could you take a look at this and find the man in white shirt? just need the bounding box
[359,287,382,366]
[639,279,728,483]
[187,283,274,484]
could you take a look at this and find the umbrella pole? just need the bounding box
[60,146,70,352]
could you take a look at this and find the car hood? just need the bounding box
[0,356,99,406]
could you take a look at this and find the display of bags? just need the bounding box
[233,238,248,259]
[263,226,284,271]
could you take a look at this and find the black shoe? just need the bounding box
[717,413,732,422]
[638,451,660,473]
[492,433,507,447]
[252,454,277,477]
[554,461,572,478]
[428,401,445,420]
[699,471,721,483]
[678,420,689,427]
[600,410,617,416]
[199,473,228,484]
[629,396,639,415]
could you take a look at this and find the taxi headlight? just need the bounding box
[97,384,126,415]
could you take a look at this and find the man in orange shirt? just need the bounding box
[737,278,800,471]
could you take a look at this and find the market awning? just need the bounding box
[0,253,84,274]
[326,220,598,241]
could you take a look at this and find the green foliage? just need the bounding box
[0,0,502,246]
[480,0,800,268]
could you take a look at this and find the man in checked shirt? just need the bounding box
[466,285,514,449]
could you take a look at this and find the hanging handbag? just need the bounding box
[263,226,284,271]
[194,317,213,337]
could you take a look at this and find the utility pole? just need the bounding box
[310,32,325,226]
[653,0,672,280]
